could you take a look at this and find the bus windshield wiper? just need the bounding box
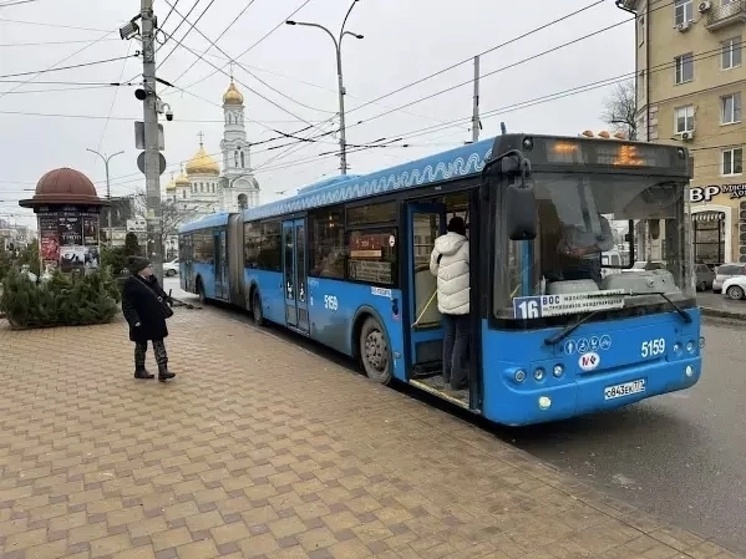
[627,291,692,323]
[544,291,691,346]
[544,310,602,346]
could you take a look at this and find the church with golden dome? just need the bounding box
[165,77,260,214]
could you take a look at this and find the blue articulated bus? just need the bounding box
[178,132,703,426]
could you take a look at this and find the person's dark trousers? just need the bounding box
[442,313,470,389]
[134,339,172,380]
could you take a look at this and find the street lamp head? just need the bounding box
[285,20,297,25]
[353,33,364,39]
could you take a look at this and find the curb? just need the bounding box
[701,305,746,321]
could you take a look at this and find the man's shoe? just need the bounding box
[134,369,154,380]
[158,370,175,382]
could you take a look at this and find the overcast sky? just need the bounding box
[0,0,634,227]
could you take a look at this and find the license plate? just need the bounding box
[604,379,646,400]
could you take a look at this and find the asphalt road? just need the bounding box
[164,278,746,554]
[511,318,746,554]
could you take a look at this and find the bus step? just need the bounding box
[412,364,441,379]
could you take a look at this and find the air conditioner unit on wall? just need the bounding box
[681,130,695,141]
[698,0,712,12]
[677,21,692,32]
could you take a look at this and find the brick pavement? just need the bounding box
[0,307,742,559]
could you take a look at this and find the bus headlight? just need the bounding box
[534,368,545,381]
[538,396,552,410]
[685,365,694,378]
[553,364,564,378]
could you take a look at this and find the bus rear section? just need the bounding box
[485,134,703,426]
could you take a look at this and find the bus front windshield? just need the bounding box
[494,172,694,321]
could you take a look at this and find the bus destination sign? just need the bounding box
[512,290,626,320]
[540,138,684,169]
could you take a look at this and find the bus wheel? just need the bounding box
[360,316,392,385]
[253,290,265,326]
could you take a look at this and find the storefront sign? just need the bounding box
[690,183,746,203]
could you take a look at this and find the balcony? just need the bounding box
[706,0,746,31]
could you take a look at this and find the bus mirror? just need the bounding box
[501,155,521,175]
[506,180,537,241]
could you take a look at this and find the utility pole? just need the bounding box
[471,55,481,143]
[141,0,164,283]
[86,148,123,244]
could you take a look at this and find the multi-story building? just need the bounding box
[618,0,746,265]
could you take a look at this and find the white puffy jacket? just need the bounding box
[429,232,470,315]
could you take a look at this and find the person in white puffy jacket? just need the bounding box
[429,216,470,390]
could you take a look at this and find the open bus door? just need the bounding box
[405,202,447,377]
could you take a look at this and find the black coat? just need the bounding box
[121,274,172,342]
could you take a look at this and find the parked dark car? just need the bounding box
[694,263,715,291]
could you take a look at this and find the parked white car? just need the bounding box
[163,258,179,277]
[721,275,746,300]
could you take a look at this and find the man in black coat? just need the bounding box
[121,256,176,382]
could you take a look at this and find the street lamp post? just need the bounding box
[87,148,124,243]
[286,0,363,175]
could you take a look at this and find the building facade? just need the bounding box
[165,78,260,215]
[619,0,746,265]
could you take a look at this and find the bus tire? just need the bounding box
[359,316,392,385]
[253,290,265,326]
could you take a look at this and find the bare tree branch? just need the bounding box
[601,80,637,141]
[132,189,200,238]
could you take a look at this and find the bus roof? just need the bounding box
[178,211,232,234]
[242,137,495,221]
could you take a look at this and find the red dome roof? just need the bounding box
[19,167,107,208]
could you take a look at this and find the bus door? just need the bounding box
[282,218,310,335]
[181,235,195,292]
[213,228,228,300]
[405,202,447,376]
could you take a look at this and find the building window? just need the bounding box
[674,0,693,25]
[722,37,742,70]
[240,149,245,168]
[722,147,743,175]
[674,105,695,134]
[309,206,345,279]
[638,13,645,47]
[674,53,694,84]
[721,93,742,124]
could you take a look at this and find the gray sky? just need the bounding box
[0,0,634,227]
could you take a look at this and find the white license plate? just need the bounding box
[604,379,646,400]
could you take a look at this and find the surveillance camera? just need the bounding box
[165,109,173,122]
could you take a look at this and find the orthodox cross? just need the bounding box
[197,130,204,146]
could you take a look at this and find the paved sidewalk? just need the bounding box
[0,309,741,559]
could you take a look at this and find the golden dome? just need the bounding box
[185,142,220,176]
[223,79,244,105]
[174,170,190,186]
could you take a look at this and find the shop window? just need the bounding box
[309,206,345,279]
[347,228,398,286]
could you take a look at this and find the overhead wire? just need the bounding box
[161,0,335,117]
[156,0,216,71]
[0,54,136,80]
[173,0,314,92]
[0,28,119,100]
[168,0,258,85]
[94,41,134,155]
